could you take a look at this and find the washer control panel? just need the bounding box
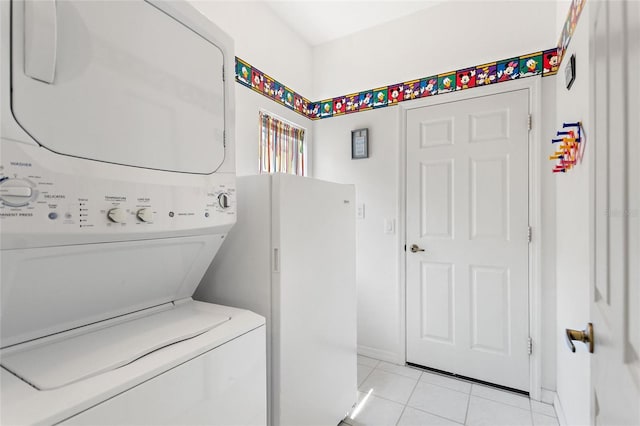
[0,178,38,207]
[0,141,236,247]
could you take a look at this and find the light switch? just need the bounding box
[384,218,395,234]
[357,203,365,219]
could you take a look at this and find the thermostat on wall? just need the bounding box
[351,128,369,159]
[565,54,576,90]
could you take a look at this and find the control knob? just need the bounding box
[136,208,154,223]
[218,192,230,209]
[107,207,126,223]
[0,178,36,207]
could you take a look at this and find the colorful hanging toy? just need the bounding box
[550,122,584,173]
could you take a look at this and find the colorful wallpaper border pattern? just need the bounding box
[557,0,586,65]
[234,0,585,121]
[235,50,558,121]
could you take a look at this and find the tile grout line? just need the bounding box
[472,394,532,412]
[361,392,409,406]
[362,359,543,425]
[356,359,379,365]
[357,357,380,370]
[394,373,422,426]
[420,372,475,391]
[534,412,559,419]
[404,376,470,425]
[529,398,535,426]
[359,363,421,393]
[375,362,424,380]
[356,380,425,409]
[463,388,472,425]
[404,405,466,426]
[416,379,473,396]
[350,361,378,425]
[530,400,559,419]
[357,363,377,387]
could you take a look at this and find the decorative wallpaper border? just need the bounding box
[236,57,314,120]
[557,0,586,65]
[234,0,585,121]
[236,49,558,121]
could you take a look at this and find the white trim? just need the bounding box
[397,77,544,399]
[357,345,400,364]
[528,76,544,402]
[397,104,408,368]
[554,392,569,426]
[540,388,557,405]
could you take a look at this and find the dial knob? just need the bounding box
[0,178,36,207]
[218,193,230,209]
[136,208,154,223]
[107,207,126,223]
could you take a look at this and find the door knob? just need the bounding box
[565,323,594,353]
[410,244,425,253]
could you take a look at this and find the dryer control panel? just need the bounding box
[0,140,237,249]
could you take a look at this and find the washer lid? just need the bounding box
[1,301,231,390]
[11,0,226,174]
[0,234,226,348]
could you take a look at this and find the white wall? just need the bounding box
[313,80,558,388]
[190,1,313,176]
[312,1,559,392]
[553,2,591,424]
[313,108,402,362]
[193,0,564,394]
[192,1,312,96]
[312,1,558,100]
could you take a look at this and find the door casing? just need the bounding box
[397,77,544,400]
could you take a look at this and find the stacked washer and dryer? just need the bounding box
[0,1,267,424]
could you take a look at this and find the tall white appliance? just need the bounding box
[196,173,357,426]
[0,1,266,425]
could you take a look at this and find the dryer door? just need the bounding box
[11,0,225,174]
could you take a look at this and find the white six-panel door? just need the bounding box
[405,89,530,391]
[590,1,640,424]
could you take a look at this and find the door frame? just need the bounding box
[397,77,543,400]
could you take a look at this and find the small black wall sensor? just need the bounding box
[565,54,576,90]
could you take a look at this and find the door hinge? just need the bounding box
[404,244,407,252]
[528,337,533,355]
[222,65,225,82]
[527,226,532,243]
[528,114,532,131]
[223,130,226,147]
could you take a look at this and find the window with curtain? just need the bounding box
[259,111,306,176]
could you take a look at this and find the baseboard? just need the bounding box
[554,392,568,426]
[539,388,557,404]
[357,345,400,364]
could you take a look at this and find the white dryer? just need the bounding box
[0,1,266,425]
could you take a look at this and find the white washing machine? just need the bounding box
[0,1,266,424]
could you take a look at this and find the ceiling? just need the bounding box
[264,1,443,46]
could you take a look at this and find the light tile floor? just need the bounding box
[340,356,559,426]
